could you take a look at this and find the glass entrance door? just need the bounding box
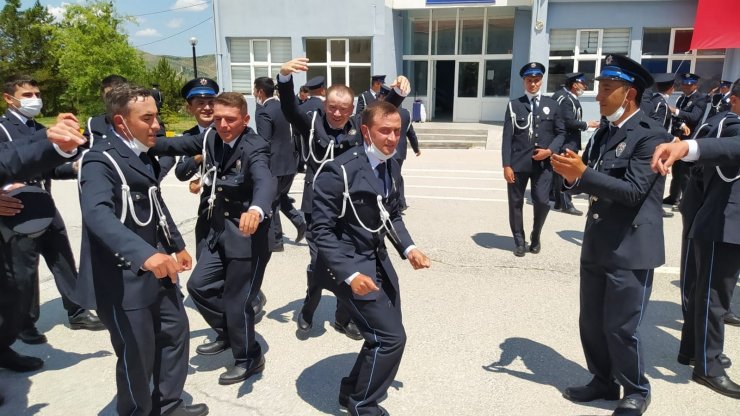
[432,60,455,121]
[453,60,482,122]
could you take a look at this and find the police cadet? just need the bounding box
[0,116,86,399]
[311,100,430,416]
[550,72,599,215]
[664,73,708,210]
[502,62,565,256]
[355,74,385,115]
[276,57,410,341]
[254,76,307,251]
[706,80,733,120]
[653,79,740,400]
[297,85,310,105]
[301,76,326,113]
[641,73,679,218]
[152,92,276,386]
[384,84,420,212]
[0,75,104,346]
[552,54,670,416]
[76,84,207,416]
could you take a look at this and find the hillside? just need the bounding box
[140,51,218,81]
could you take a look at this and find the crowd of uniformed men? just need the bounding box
[0,49,737,416]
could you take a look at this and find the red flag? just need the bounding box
[690,0,740,50]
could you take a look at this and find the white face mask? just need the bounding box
[120,118,151,153]
[605,90,629,123]
[575,87,584,97]
[366,134,396,161]
[255,97,264,107]
[13,97,43,118]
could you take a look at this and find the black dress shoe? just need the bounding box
[18,327,47,345]
[334,320,363,340]
[252,291,267,316]
[529,234,541,254]
[69,310,106,331]
[671,204,680,212]
[662,196,676,205]
[661,209,674,218]
[563,207,583,216]
[272,244,285,252]
[563,381,620,402]
[724,311,740,327]
[612,396,650,415]
[0,348,43,372]
[297,312,312,332]
[218,355,265,385]
[196,338,230,356]
[513,245,526,257]
[692,372,740,398]
[295,221,307,244]
[164,402,209,416]
[678,352,732,368]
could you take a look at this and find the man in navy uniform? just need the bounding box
[553,54,671,416]
[355,74,385,115]
[664,73,707,210]
[77,84,207,416]
[380,85,420,211]
[311,100,430,416]
[0,116,86,404]
[152,92,276,386]
[277,57,409,341]
[0,75,104,346]
[301,76,326,113]
[502,62,565,256]
[550,72,599,215]
[707,80,733,120]
[254,76,306,251]
[652,79,740,399]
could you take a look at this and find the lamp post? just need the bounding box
[189,37,198,78]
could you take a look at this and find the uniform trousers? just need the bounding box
[667,160,690,203]
[395,159,408,209]
[187,241,269,366]
[270,174,304,247]
[679,239,740,377]
[0,236,24,352]
[579,261,653,400]
[337,266,406,416]
[507,165,552,247]
[301,213,351,325]
[552,173,575,210]
[96,285,189,416]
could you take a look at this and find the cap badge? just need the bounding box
[349,129,357,136]
[530,63,536,68]
[616,142,626,157]
[199,78,208,85]
[605,55,613,65]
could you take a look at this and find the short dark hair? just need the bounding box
[214,92,248,114]
[100,74,128,93]
[105,84,153,121]
[326,84,355,102]
[731,78,740,98]
[4,75,38,95]
[361,101,399,128]
[656,82,674,94]
[254,77,275,97]
[299,86,309,94]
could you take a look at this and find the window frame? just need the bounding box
[640,27,726,74]
[304,37,372,91]
[229,38,290,94]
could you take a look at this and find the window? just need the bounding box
[484,60,511,97]
[548,28,630,92]
[641,28,726,93]
[403,61,428,96]
[458,8,484,55]
[431,8,456,55]
[404,9,430,55]
[228,38,291,94]
[305,38,371,95]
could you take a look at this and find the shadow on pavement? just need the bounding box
[267,296,341,340]
[556,230,584,247]
[295,352,356,414]
[471,232,516,251]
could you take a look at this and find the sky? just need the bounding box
[20,0,216,57]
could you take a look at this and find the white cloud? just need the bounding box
[47,4,69,22]
[171,0,209,12]
[135,28,162,38]
[166,18,184,29]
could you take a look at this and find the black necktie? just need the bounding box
[26,119,35,134]
[376,162,387,195]
[531,96,539,114]
[139,152,153,174]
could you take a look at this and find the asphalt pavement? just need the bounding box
[0,147,738,415]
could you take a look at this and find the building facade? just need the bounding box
[213,0,734,122]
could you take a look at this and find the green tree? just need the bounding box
[0,0,63,114]
[51,1,146,116]
[146,57,187,125]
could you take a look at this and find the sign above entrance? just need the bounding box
[426,0,495,4]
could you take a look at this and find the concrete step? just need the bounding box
[413,128,490,136]
[417,133,487,142]
[417,139,487,149]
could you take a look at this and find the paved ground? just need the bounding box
[1,148,739,415]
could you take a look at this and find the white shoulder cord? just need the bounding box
[655,102,668,129]
[301,111,335,165]
[714,116,740,182]
[87,117,94,148]
[198,128,219,218]
[0,123,12,142]
[336,165,401,246]
[508,102,533,139]
[78,150,172,244]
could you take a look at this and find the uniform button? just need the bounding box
[217,187,223,192]
[117,263,123,268]
[135,194,141,200]
[592,213,600,220]
[125,261,131,267]
[535,133,539,138]
[591,196,599,202]
[224,198,230,202]
[222,176,227,180]
[225,212,230,217]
